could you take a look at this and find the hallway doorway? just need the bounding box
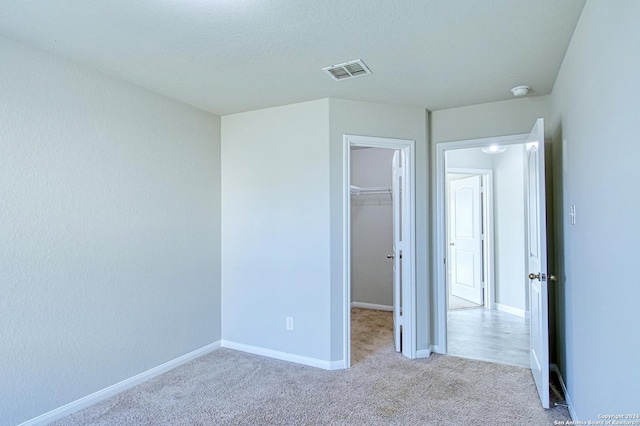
[437,134,532,365]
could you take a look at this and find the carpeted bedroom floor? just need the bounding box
[53,308,570,425]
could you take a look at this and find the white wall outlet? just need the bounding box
[286,316,294,331]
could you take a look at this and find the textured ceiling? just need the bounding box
[0,0,585,116]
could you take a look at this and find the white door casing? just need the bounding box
[526,118,550,409]
[448,175,484,306]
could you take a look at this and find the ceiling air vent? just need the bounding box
[323,59,372,81]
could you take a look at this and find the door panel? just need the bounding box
[392,151,401,352]
[449,175,483,305]
[526,118,550,409]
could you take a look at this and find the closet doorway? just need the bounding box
[343,135,416,367]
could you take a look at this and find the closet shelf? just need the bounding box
[350,185,392,196]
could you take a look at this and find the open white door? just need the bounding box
[391,149,412,356]
[391,150,402,352]
[448,175,484,306]
[526,118,550,409]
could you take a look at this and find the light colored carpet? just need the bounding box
[53,308,570,425]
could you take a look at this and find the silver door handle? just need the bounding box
[387,254,394,259]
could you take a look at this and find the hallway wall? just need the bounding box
[550,0,640,418]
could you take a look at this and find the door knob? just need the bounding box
[386,254,394,259]
[549,275,557,282]
[528,273,540,280]
[449,242,455,246]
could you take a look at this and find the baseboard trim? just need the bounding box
[351,302,393,311]
[19,341,222,426]
[329,360,347,370]
[416,349,432,358]
[221,340,333,370]
[551,363,577,420]
[495,303,526,318]
[430,344,445,354]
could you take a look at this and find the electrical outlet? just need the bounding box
[286,317,294,331]
[570,204,576,225]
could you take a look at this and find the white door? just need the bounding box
[391,149,412,356]
[391,150,402,352]
[526,118,550,409]
[448,175,484,305]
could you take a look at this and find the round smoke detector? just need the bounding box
[511,85,531,97]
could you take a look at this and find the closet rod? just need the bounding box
[350,185,392,196]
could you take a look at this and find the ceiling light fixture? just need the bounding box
[323,59,372,81]
[511,85,531,97]
[481,145,508,154]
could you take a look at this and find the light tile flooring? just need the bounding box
[447,308,530,368]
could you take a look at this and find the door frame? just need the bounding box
[434,133,527,353]
[446,168,494,310]
[343,134,416,367]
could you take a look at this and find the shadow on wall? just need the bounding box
[549,126,565,374]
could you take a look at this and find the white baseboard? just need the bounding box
[221,340,334,370]
[19,341,222,426]
[351,302,393,311]
[551,363,577,420]
[416,349,432,358]
[495,303,526,318]
[430,344,445,354]
[329,360,347,370]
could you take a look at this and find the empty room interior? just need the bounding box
[2,1,639,425]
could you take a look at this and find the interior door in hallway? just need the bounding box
[526,118,550,409]
[448,175,483,305]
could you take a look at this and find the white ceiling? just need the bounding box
[0,0,585,116]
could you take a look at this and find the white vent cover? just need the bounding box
[323,59,372,81]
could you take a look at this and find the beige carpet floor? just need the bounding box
[53,308,570,425]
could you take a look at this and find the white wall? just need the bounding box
[445,147,494,170]
[221,100,332,362]
[222,99,427,365]
[550,0,640,419]
[431,95,553,143]
[0,35,222,425]
[492,144,526,312]
[329,99,428,360]
[351,148,394,307]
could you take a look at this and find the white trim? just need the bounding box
[343,138,351,368]
[415,349,432,359]
[19,341,222,426]
[344,134,417,365]
[429,344,444,354]
[495,303,526,318]
[551,363,577,420]
[351,302,393,311]
[435,133,528,354]
[221,340,335,370]
[329,360,347,370]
